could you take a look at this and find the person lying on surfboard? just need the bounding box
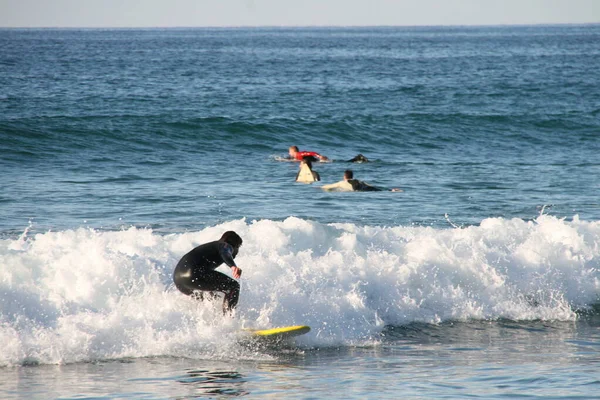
[288,145,329,162]
[173,231,243,314]
[321,169,402,192]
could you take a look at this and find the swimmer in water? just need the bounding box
[346,154,370,163]
[288,145,329,162]
[295,156,321,183]
[173,231,243,314]
[321,169,402,192]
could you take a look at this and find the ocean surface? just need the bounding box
[1,25,600,399]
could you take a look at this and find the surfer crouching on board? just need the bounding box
[173,231,243,314]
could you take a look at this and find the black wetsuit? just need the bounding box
[173,240,240,312]
[347,179,382,192]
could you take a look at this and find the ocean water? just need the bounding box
[1,25,600,399]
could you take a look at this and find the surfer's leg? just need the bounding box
[223,286,239,313]
[173,262,218,300]
[190,291,215,301]
[195,271,240,313]
[173,262,197,296]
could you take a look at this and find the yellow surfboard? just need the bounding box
[244,325,310,339]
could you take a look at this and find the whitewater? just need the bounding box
[2,214,598,366]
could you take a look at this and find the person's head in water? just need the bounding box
[347,154,369,163]
[288,145,300,158]
[220,231,243,249]
[344,170,354,180]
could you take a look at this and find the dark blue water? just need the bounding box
[2,26,599,236]
[1,26,600,399]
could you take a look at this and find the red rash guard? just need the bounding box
[294,151,320,160]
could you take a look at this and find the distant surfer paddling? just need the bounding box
[288,145,329,162]
[173,231,243,314]
[321,169,402,192]
[286,146,368,163]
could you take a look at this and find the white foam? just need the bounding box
[1,215,599,365]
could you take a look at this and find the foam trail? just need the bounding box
[1,215,599,365]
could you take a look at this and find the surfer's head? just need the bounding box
[220,231,243,249]
[350,154,369,163]
[288,145,299,157]
[344,170,354,180]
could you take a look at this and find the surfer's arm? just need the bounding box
[311,152,329,162]
[231,266,242,279]
[321,180,353,192]
[219,242,242,279]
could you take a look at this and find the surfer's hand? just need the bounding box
[231,266,242,279]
